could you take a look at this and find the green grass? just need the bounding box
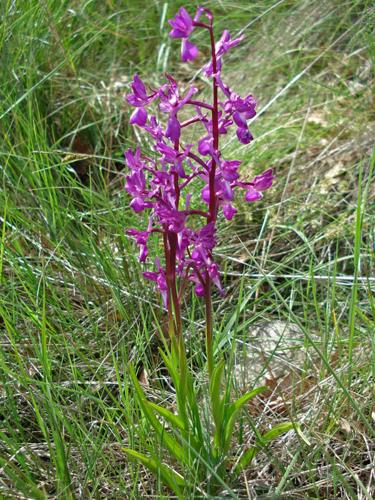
[1,0,374,497]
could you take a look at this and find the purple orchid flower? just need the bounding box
[124,6,274,313]
[168,7,199,62]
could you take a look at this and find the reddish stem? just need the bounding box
[208,25,219,224]
[181,116,203,128]
[187,151,210,172]
[187,99,214,111]
[205,23,219,378]
[184,209,209,218]
[180,170,205,190]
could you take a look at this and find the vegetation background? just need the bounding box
[1,0,374,497]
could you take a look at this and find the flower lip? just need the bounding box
[130,107,148,126]
[181,38,199,62]
[253,168,274,191]
[245,187,262,202]
[236,126,253,144]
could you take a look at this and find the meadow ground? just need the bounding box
[1,0,374,497]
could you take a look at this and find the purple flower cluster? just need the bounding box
[124,6,274,305]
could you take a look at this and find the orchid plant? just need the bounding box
[123,6,295,496]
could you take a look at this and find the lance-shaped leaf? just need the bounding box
[233,421,296,476]
[129,364,186,464]
[210,359,225,428]
[148,402,185,431]
[210,359,225,450]
[123,448,186,497]
[223,386,268,453]
[159,348,189,431]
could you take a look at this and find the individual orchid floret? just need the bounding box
[144,115,164,141]
[224,92,257,144]
[155,206,186,233]
[245,169,275,202]
[159,75,198,114]
[143,258,168,306]
[127,74,156,108]
[204,30,245,76]
[168,7,199,62]
[127,229,150,262]
[216,30,244,57]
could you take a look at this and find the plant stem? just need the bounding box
[205,277,214,378]
[205,23,219,380]
[163,232,175,337]
[187,99,214,111]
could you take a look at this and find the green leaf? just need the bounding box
[159,348,178,385]
[148,402,185,431]
[210,359,225,431]
[233,421,296,477]
[123,448,186,497]
[233,446,258,476]
[0,455,46,500]
[260,422,295,445]
[129,365,186,464]
[158,348,189,431]
[223,386,268,452]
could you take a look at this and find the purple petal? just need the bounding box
[233,111,247,128]
[245,187,262,202]
[132,75,147,98]
[220,180,234,201]
[201,185,210,203]
[129,197,151,212]
[198,137,211,156]
[181,39,199,62]
[166,115,181,142]
[126,75,149,107]
[130,107,147,126]
[139,245,148,262]
[223,204,237,220]
[143,271,158,282]
[208,262,224,295]
[236,127,253,144]
[221,159,241,181]
[168,7,193,38]
[253,168,274,191]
